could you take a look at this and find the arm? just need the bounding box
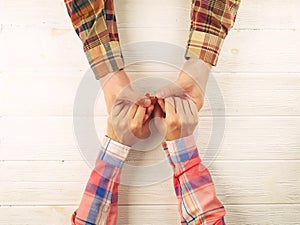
[157,0,240,111]
[72,136,130,225]
[72,102,152,224]
[163,136,225,225]
[154,96,225,224]
[64,0,124,79]
[186,0,241,65]
[64,0,152,114]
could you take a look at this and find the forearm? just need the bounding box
[72,136,130,225]
[64,0,124,78]
[186,0,241,66]
[163,135,225,225]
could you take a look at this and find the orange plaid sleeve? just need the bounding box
[186,0,241,66]
[64,0,124,79]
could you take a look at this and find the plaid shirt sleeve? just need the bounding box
[72,136,130,225]
[64,0,124,79]
[186,0,241,66]
[163,135,226,225]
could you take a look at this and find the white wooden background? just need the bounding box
[1,0,300,224]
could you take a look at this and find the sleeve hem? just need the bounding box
[166,135,196,154]
[165,135,200,164]
[99,136,130,167]
[185,30,224,66]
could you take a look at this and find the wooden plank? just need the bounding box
[2,26,300,73]
[0,205,300,225]
[1,117,299,161]
[2,0,300,29]
[0,160,299,205]
[1,72,299,116]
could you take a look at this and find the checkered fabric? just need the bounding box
[163,135,226,224]
[64,0,240,79]
[72,135,225,224]
[71,136,130,225]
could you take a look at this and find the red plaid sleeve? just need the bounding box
[163,135,226,225]
[64,0,124,79]
[186,0,241,66]
[72,136,130,225]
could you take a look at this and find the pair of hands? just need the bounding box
[107,94,198,147]
[102,59,211,146]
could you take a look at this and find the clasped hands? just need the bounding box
[107,89,198,147]
[102,59,211,146]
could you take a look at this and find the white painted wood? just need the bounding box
[0,160,299,205]
[0,205,300,225]
[1,72,299,116]
[2,0,300,29]
[2,26,300,72]
[1,0,300,224]
[1,117,300,161]
[3,204,300,225]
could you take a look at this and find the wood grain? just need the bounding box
[1,0,300,224]
[2,0,300,29]
[1,73,299,116]
[0,160,299,205]
[0,205,300,225]
[1,117,300,161]
[2,27,300,73]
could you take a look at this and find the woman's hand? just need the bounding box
[153,96,198,141]
[108,101,151,146]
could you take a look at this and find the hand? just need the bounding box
[108,100,151,146]
[156,59,211,111]
[101,69,152,114]
[153,96,198,141]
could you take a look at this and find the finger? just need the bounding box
[182,98,190,115]
[146,104,154,117]
[142,103,154,123]
[157,98,166,113]
[165,97,176,116]
[153,103,164,118]
[174,97,184,114]
[133,105,147,124]
[187,98,198,117]
[129,104,139,119]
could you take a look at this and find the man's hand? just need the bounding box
[101,69,152,113]
[153,96,198,141]
[156,59,211,111]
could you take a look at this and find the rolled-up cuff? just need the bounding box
[185,30,224,66]
[98,136,130,168]
[165,135,199,164]
[163,135,201,176]
[85,41,125,79]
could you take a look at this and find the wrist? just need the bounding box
[101,70,131,112]
[179,58,211,91]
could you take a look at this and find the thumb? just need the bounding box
[153,103,164,118]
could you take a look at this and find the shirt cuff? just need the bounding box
[185,29,224,66]
[84,41,125,79]
[165,135,199,164]
[98,136,131,168]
